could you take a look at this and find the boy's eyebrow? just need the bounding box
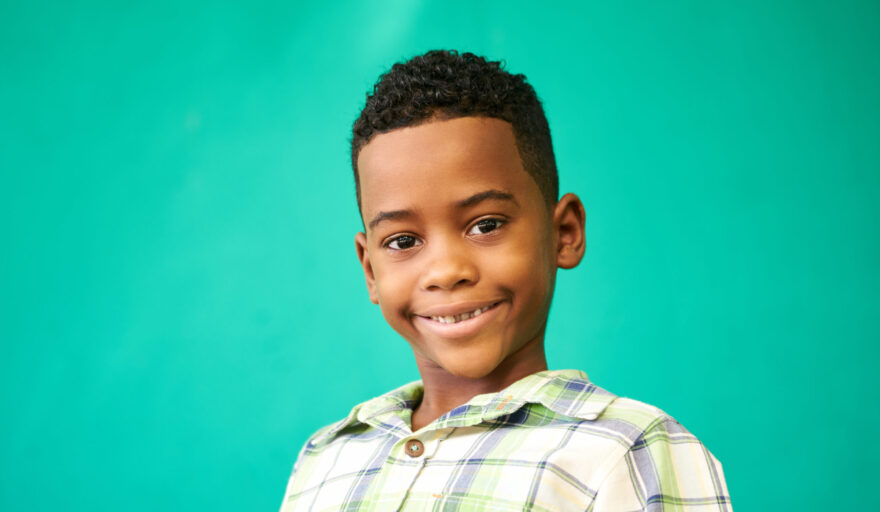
[455,189,518,209]
[368,209,414,230]
[368,189,518,231]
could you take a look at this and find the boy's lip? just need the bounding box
[412,300,505,339]
[413,299,504,318]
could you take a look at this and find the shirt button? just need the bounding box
[404,439,424,457]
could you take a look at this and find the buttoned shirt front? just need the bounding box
[279,370,731,511]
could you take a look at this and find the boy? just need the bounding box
[279,50,730,511]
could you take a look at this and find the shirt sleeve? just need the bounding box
[591,417,731,511]
[278,433,319,512]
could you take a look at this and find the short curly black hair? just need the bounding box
[351,49,558,215]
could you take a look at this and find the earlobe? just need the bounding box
[554,193,587,269]
[354,232,379,304]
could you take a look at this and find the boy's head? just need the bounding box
[352,50,586,381]
[351,50,558,214]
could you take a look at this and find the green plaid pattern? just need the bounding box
[279,370,730,511]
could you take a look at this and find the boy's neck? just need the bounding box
[410,334,548,432]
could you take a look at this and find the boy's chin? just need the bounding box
[434,354,506,380]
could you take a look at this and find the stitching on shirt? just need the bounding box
[495,394,514,410]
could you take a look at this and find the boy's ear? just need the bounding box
[354,232,379,304]
[553,193,586,269]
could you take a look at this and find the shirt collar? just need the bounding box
[310,370,617,447]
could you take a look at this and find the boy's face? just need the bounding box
[355,117,584,380]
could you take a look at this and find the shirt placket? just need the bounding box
[384,432,443,512]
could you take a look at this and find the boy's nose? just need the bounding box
[418,246,478,291]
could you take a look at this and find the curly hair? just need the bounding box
[351,50,558,214]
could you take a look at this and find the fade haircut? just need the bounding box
[351,49,558,215]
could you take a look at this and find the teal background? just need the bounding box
[2,1,878,510]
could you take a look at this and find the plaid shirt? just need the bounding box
[279,370,730,511]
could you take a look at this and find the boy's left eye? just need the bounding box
[467,218,505,235]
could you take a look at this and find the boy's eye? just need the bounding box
[386,235,422,250]
[468,218,505,235]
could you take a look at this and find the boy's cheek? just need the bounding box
[373,272,415,319]
[486,236,554,283]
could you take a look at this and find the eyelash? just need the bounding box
[467,218,505,236]
[383,218,506,251]
[385,234,421,251]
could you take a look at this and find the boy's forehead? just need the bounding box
[357,117,536,217]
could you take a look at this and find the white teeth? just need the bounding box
[429,304,494,324]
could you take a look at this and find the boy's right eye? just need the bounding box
[385,235,422,250]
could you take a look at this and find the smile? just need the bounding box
[426,303,497,324]
[413,301,504,339]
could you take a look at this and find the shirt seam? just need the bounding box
[589,413,667,508]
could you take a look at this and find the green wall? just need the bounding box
[2,1,878,510]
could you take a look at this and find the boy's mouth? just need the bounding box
[412,300,504,339]
[424,303,498,324]
[413,300,503,331]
